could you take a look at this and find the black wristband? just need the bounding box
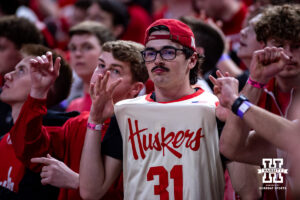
[231,95,249,114]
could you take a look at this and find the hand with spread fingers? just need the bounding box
[209,70,239,109]
[89,71,122,124]
[29,51,61,99]
[249,47,290,84]
[31,154,79,189]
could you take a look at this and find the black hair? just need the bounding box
[180,16,224,75]
[75,0,92,9]
[0,16,43,48]
[94,0,130,29]
[0,0,19,15]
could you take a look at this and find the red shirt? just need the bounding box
[66,93,92,113]
[121,5,152,44]
[222,2,248,57]
[10,96,121,200]
[222,2,248,36]
[258,78,292,117]
[0,134,25,193]
[0,75,3,87]
[153,5,168,21]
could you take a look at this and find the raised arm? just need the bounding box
[10,52,64,171]
[211,47,292,165]
[80,72,122,200]
[29,52,61,99]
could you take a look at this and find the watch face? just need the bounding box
[240,102,250,112]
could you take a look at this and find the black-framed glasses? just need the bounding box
[141,47,185,62]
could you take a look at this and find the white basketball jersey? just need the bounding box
[115,89,224,200]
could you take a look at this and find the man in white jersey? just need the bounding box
[80,19,225,200]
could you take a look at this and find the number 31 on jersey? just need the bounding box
[147,165,183,200]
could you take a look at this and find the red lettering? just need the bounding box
[127,118,205,160]
[128,118,147,160]
[153,133,162,151]
[172,131,185,148]
[161,129,181,158]
[184,130,194,148]
[189,128,204,151]
[143,133,153,151]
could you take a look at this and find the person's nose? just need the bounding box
[4,71,13,81]
[153,52,164,65]
[71,47,83,57]
[240,28,247,38]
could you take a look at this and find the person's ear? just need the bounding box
[188,52,198,70]
[129,82,144,98]
[113,25,125,38]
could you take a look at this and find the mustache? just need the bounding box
[151,65,169,72]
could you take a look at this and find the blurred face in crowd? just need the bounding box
[144,30,195,89]
[193,0,221,18]
[238,15,263,67]
[70,6,88,27]
[0,37,23,75]
[87,3,114,30]
[90,51,140,103]
[68,33,102,83]
[0,57,33,105]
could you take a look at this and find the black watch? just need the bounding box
[231,95,249,115]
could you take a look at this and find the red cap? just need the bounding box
[144,19,196,52]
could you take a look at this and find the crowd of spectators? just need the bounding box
[0,0,300,200]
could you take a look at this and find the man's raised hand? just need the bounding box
[89,71,122,124]
[209,70,239,109]
[30,51,61,99]
[249,47,290,84]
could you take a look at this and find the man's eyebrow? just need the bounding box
[161,45,177,49]
[98,58,123,69]
[98,58,105,63]
[111,64,123,69]
[144,47,156,51]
